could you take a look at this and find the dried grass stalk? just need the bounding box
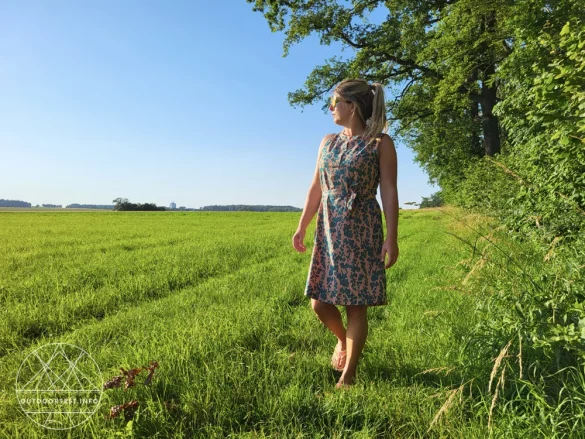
[544,236,563,262]
[463,256,487,285]
[488,371,505,429]
[427,385,464,433]
[518,335,523,380]
[489,340,512,393]
[416,366,456,377]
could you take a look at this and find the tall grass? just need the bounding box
[436,206,585,438]
[0,208,573,437]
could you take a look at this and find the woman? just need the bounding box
[292,78,399,389]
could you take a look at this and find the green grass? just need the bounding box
[0,208,527,437]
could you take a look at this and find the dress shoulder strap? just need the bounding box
[367,132,387,152]
[374,132,392,144]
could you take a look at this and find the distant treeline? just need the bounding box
[0,199,31,207]
[1,198,303,212]
[0,199,117,209]
[66,204,114,209]
[198,205,302,212]
[169,206,198,211]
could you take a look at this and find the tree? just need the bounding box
[112,198,166,211]
[419,191,444,208]
[246,0,575,194]
[112,198,129,211]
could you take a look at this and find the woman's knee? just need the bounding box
[346,305,368,320]
[311,298,333,314]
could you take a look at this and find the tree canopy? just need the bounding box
[247,0,581,194]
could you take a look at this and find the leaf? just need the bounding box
[579,318,585,339]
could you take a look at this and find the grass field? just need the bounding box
[0,207,522,438]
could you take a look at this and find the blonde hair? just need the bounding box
[334,78,388,145]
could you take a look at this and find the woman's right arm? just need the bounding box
[297,134,332,231]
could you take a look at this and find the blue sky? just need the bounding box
[1,0,438,209]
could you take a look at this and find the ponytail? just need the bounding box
[364,82,388,146]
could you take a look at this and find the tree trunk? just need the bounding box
[469,70,483,157]
[479,11,501,157]
[481,64,501,156]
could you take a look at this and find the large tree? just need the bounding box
[246,0,575,189]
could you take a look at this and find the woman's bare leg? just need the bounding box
[310,299,347,350]
[338,305,368,386]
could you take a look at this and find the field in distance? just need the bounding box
[0,207,113,212]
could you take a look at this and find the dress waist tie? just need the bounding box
[322,188,377,211]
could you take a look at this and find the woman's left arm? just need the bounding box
[378,134,399,268]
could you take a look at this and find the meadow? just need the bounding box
[0,208,535,438]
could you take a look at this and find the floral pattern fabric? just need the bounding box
[304,131,387,306]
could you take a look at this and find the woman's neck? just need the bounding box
[343,128,366,137]
[343,122,366,137]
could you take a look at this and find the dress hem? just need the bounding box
[304,292,387,307]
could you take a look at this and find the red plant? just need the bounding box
[108,400,139,420]
[103,360,159,391]
[143,360,159,386]
[103,360,159,421]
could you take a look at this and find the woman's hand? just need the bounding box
[292,228,307,253]
[380,238,399,269]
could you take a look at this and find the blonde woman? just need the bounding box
[292,78,399,389]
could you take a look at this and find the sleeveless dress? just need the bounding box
[304,131,387,306]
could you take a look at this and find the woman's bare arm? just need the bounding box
[378,134,398,242]
[297,135,332,231]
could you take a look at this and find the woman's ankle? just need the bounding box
[337,373,355,385]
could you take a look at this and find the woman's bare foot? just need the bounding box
[336,367,356,388]
[335,373,355,389]
[331,340,347,372]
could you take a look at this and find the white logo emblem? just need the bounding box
[15,342,103,430]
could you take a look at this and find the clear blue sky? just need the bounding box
[1,0,438,209]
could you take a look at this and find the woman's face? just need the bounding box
[329,94,354,126]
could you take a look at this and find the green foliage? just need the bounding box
[419,191,444,208]
[492,17,585,243]
[440,19,585,426]
[112,198,166,212]
[450,210,585,436]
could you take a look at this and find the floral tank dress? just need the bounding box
[304,131,387,306]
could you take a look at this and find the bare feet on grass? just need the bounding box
[331,340,347,372]
[336,371,356,389]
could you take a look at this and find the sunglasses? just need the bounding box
[330,95,351,108]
